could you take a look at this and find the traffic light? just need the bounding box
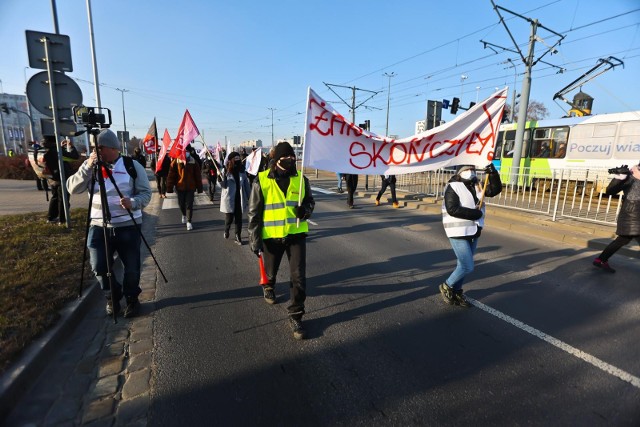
[469,102,476,109]
[359,120,370,131]
[0,103,9,114]
[450,97,460,114]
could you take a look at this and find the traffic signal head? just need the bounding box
[0,103,9,114]
[450,98,460,114]
[359,120,370,131]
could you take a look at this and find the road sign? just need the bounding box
[117,131,130,143]
[40,118,78,137]
[25,30,73,72]
[26,71,83,118]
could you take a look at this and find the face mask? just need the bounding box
[277,158,296,175]
[459,170,476,180]
[185,153,191,160]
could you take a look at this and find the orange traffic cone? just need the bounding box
[258,254,269,286]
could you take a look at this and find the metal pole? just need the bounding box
[86,0,101,108]
[50,0,60,34]
[508,59,517,123]
[384,72,395,136]
[24,67,36,143]
[43,36,71,228]
[510,19,538,188]
[268,107,275,146]
[116,88,128,152]
[0,109,7,155]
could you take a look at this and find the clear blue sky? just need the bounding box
[1,0,639,146]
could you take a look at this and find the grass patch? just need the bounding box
[0,208,90,374]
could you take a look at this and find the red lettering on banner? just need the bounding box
[309,96,364,138]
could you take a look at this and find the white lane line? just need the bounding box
[161,193,212,210]
[470,298,640,389]
[311,186,336,195]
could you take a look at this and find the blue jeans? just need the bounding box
[88,225,142,301]
[336,173,343,189]
[446,237,479,290]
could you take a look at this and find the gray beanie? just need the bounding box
[97,129,120,150]
[457,165,476,175]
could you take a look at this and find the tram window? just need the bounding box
[502,129,529,158]
[494,132,504,160]
[551,127,568,158]
[532,128,551,158]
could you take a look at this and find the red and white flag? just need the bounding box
[142,118,158,154]
[302,87,507,175]
[156,129,172,173]
[245,147,262,175]
[169,110,200,161]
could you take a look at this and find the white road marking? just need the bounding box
[470,298,640,389]
[311,186,336,195]
[161,193,213,210]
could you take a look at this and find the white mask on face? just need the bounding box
[459,170,476,181]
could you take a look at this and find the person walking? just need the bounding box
[375,174,399,208]
[345,173,358,208]
[43,136,79,224]
[248,141,315,340]
[67,129,152,318]
[593,164,640,273]
[132,147,147,168]
[202,156,220,202]
[167,145,203,231]
[336,172,343,193]
[155,154,171,199]
[220,151,251,245]
[439,164,502,307]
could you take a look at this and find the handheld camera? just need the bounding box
[72,106,112,129]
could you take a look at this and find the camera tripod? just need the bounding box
[77,125,167,323]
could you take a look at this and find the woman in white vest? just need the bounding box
[440,164,501,307]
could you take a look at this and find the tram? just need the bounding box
[492,111,640,180]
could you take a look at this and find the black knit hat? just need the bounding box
[273,142,295,161]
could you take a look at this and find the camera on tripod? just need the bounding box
[72,106,112,128]
[608,165,630,175]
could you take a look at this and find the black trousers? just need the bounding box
[224,211,242,236]
[345,174,358,207]
[207,176,217,200]
[156,175,167,195]
[263,234,307,320]
[376,178,397,203]
[177,190,195,221]
[599,235,640,261]
[47,182,69,222]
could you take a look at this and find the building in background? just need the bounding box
[0,92,48,155]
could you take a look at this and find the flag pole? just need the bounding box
[297,87,311,227]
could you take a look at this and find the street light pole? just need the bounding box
[268,107,275,146]
[116,88,128,152]
[460,74,468,98]
[383,72,396,137]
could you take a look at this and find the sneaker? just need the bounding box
[439,283,454,305]
[593,258,616,273]
[375,200,380,206]
[46,217,59,224]
[453,289,473,308]
[224,230,229,239]
[181,215,187,224]
[106,298,121,316]
[123,299,140,318]
[186,222,193,231]
[235,234,242,245]
[289,318,306,340]
[263,288,276,304]
[392,202,400,208]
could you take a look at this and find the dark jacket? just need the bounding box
[43,144,79,184]
[166,157,203,193]
[247,169,315,253]
[606,175,640,236]
[155,155,171,178]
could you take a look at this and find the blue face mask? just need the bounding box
[185,152,191,160]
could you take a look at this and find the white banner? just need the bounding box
[302,87,507,175]
[245,147,262,175]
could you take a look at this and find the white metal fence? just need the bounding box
[373,168,622,226]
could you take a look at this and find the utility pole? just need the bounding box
[324,82,380,190]
[268,107,275,146]
[485,0,564,188]
[506,58,518,123]
[384,72,395,137]
[116,88,128,152]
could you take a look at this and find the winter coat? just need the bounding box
[166,157,203,193]
[219,170,251,214]
[606,175,640,236]
[155,156,171,178]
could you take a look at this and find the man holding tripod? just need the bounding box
[67,129,152,318]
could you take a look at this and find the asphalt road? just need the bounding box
[148,188,640,426]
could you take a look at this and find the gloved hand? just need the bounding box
[483,163,497,174]
[295,205,307,219]
[253,247,262,257]
[197,189,203,194]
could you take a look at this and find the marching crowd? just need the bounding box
[25,130,638,340]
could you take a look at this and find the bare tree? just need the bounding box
[503,100,550,122]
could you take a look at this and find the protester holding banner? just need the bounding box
[220,151,251,245]
[345,173,358,208]
[375,174,398,208]
[439,164,502,307]
[247,142,315,340]
[167,145,203,231]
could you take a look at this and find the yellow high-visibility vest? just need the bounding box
[259,170,308,239]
